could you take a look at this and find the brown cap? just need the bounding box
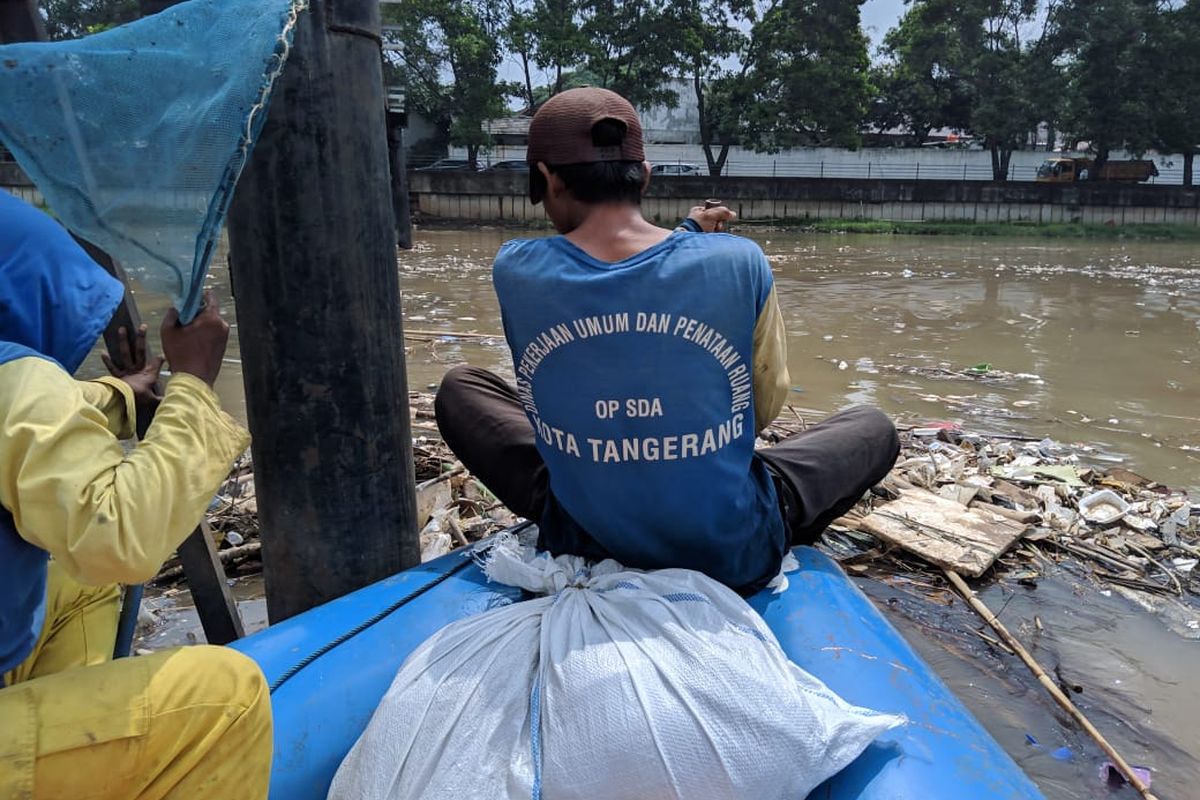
[526,88,644,202]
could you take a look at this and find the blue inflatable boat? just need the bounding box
[232,542,1046,800]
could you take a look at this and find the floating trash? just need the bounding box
[1079,490,1131,526]
[757,407,1200,607]
[1024,733,1074,762]
[1172,558,1198,574]
[882,361,1045,386]
[1099,762,1152,789]
[855,357,878,374]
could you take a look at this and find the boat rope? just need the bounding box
[268,522,532,694]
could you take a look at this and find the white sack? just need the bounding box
[329,536,903,800]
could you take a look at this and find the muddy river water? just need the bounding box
[388,229,1200,490]
[97,228,1200,800]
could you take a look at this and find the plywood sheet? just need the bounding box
[859,489,1029,577]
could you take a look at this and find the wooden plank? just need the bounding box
[968,500,1040,525]
[987,478,1042,510]
[858,488,1029,577]
[176,520,245,643]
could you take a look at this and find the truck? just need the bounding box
[1035,157,1159,183]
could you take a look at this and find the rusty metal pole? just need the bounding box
[226,0,420,622]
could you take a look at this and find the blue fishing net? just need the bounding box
[0,0,306,322]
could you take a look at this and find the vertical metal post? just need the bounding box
[227,0,420,622]
[387,110,413,250]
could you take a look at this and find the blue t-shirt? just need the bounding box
[493,232,785,591]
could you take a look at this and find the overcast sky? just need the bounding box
[499,0,907,93]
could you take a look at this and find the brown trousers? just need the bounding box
[435,365,899,547]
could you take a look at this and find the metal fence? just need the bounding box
[661,158,1183,184]
[714,160,1028,181]
[420,151,1186,184]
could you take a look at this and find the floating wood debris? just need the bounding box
[156,397,1199,627]
[788,413,1199,632]
[856,488,1028,577]
[881,361,1045,385]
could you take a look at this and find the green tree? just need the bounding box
[877,0,1056,180]
[531,0,587,97]
[382,0,510,168]
[968,2,1050,181]
[663,0,754,175]
[874,2,973,145]
[864,64,920,146]
[1151,1,1199,185]
[577,0,682,109]
[42,0,138,39]
[501,0,539,111]
[1048,0,1161,177]
[504,0,589,108]
[737,0,873,151]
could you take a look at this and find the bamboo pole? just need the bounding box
[943,569,1158,800]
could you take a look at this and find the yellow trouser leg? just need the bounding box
[0,645,272,800]
[3,560,121,686]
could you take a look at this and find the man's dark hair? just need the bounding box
[530,119,644,205]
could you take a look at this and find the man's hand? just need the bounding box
[687,204,737,233]
[161,290,230,388]
[102,323,164,415]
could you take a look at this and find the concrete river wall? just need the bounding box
[410,172,1200,226]
[5,164,1198,226]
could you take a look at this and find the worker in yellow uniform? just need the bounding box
[0,190,272,799]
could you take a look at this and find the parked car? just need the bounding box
[650,163,705,176]
[414,158,476,172]
[486,160,530,172]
